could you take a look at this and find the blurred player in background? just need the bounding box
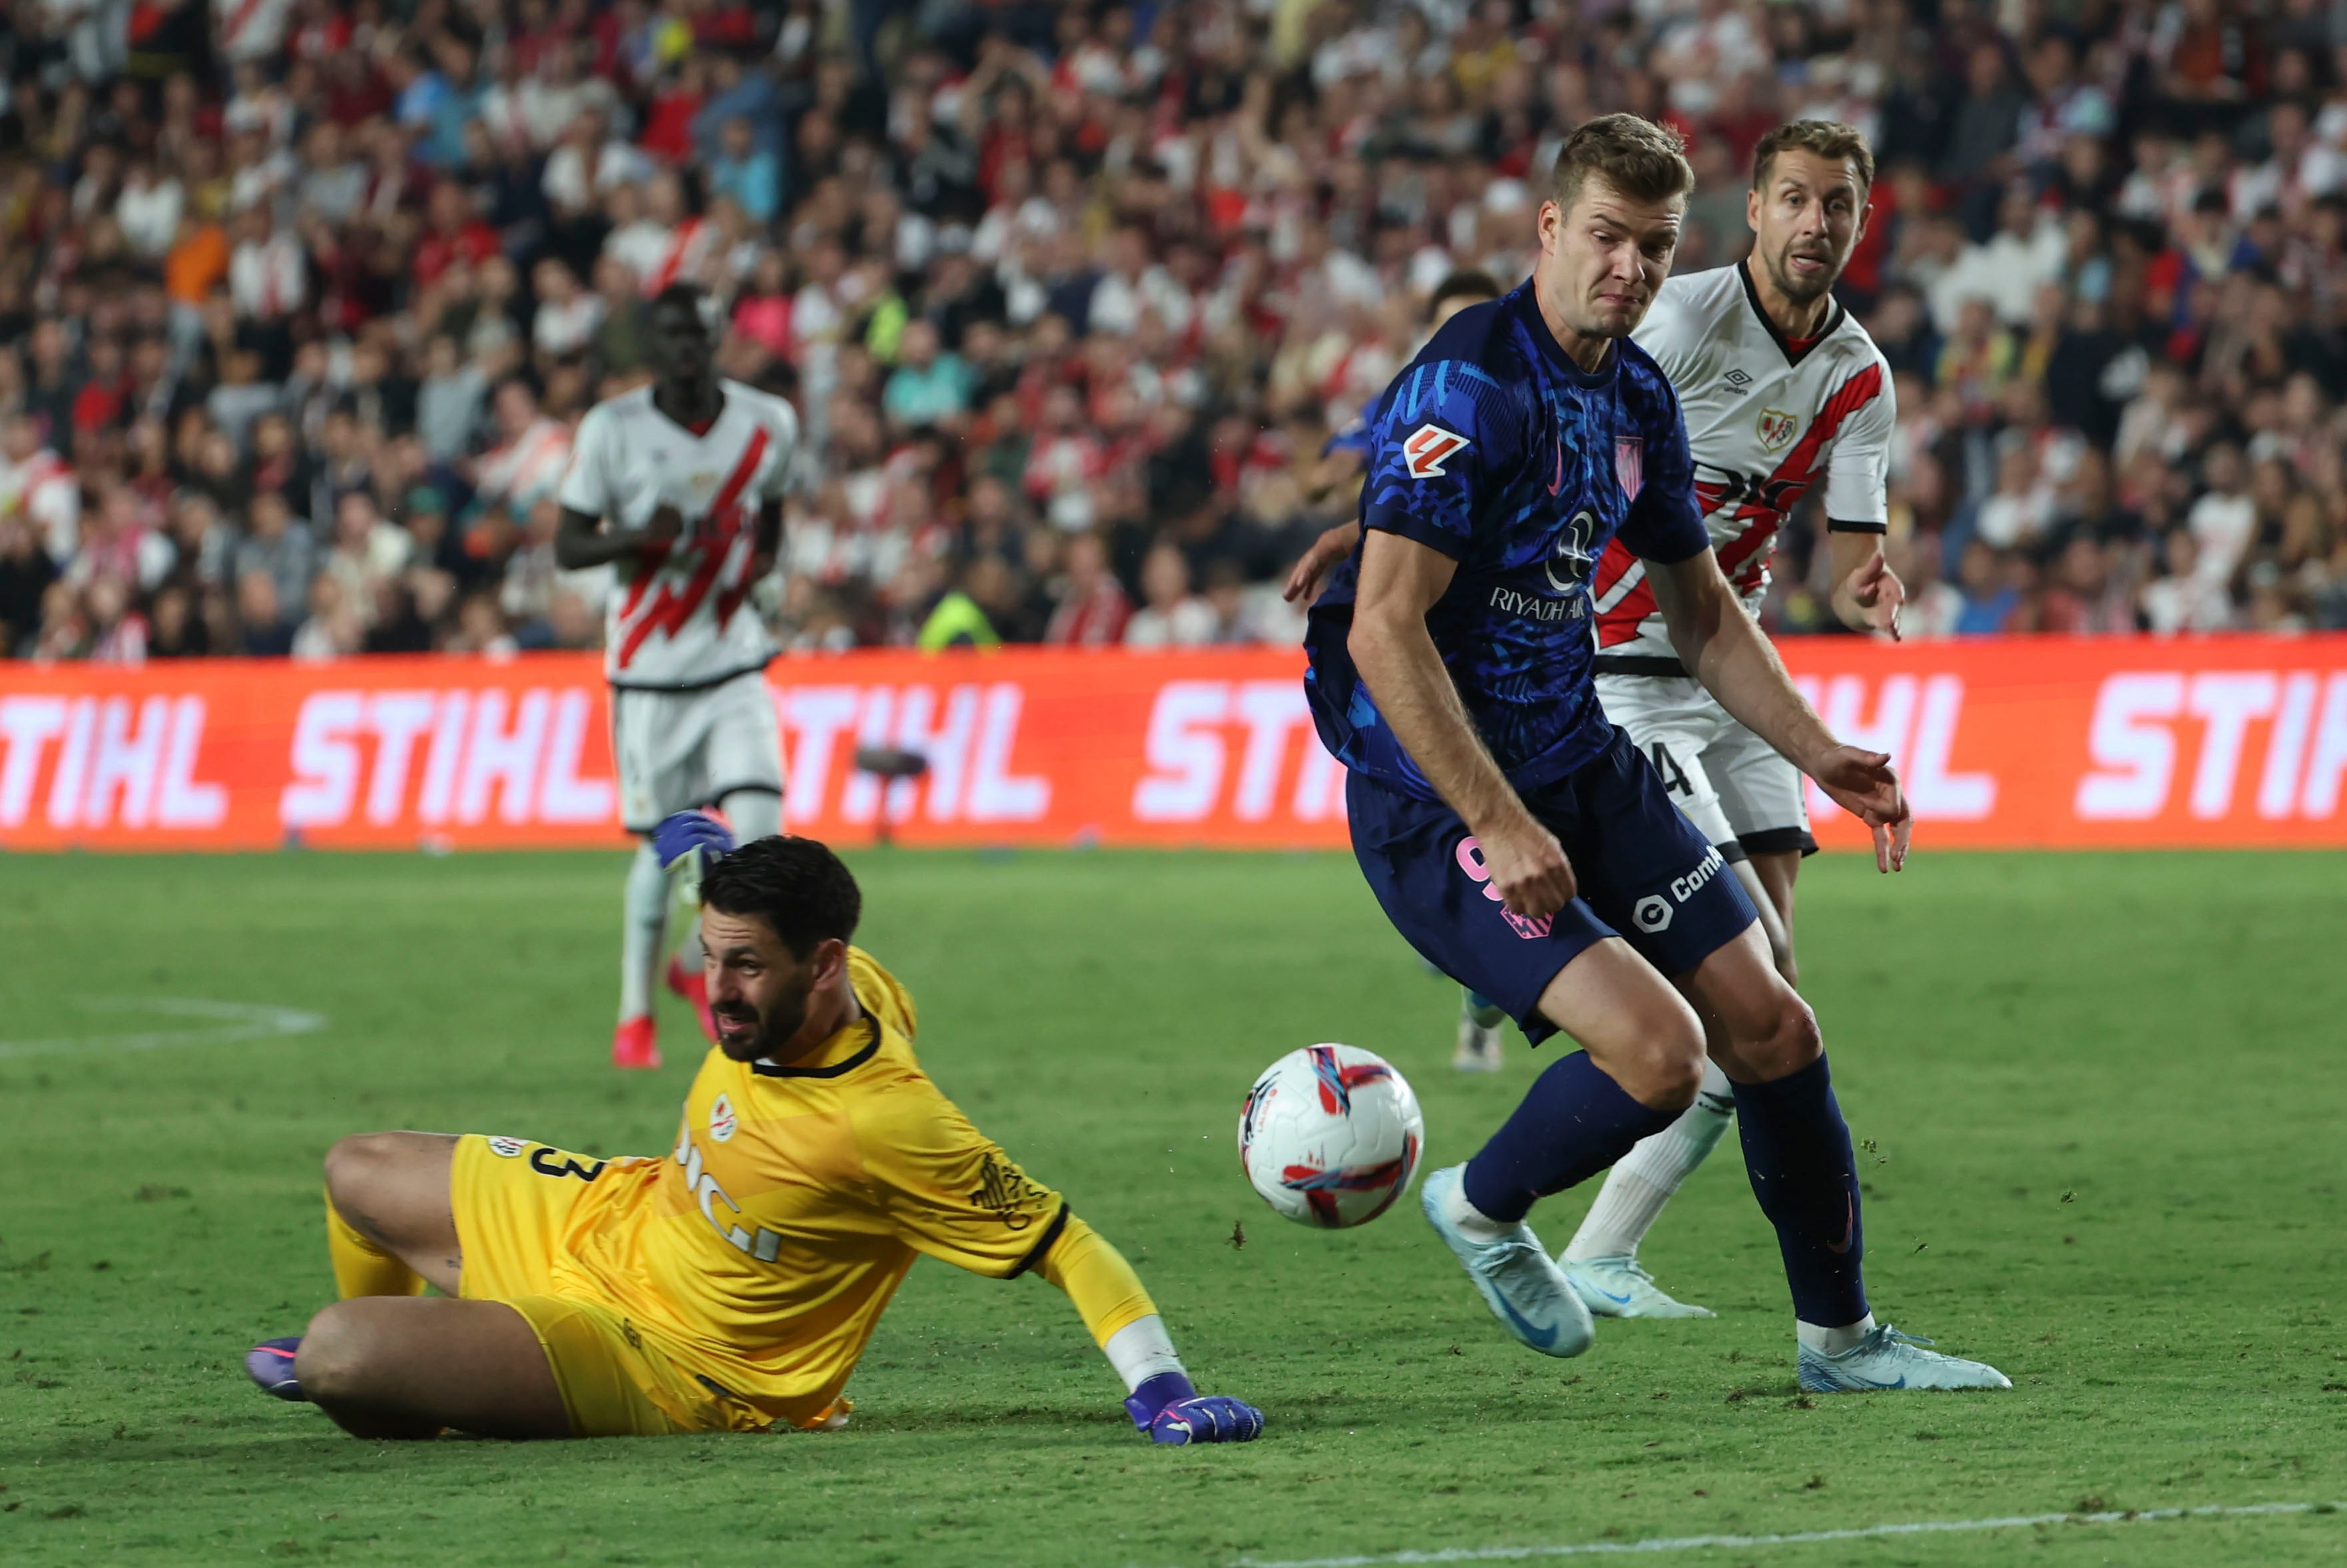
[243,826,1264,1447]
[1302,115,2004,1392]
[555,284,795,1071]
[1288,122,1909,1319]
[1309,271,1504,517]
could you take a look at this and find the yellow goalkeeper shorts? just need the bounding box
[448,1133,770,1437]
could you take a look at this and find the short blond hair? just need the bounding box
[1549,114,1695,217]
[1750,121,1876,194]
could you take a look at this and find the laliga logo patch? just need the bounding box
[487,1136,529,1159]
[1633,895,1674,933]
[1402,423,1470,479]
[1756,408,1798,452]
[709,1093,738,1143]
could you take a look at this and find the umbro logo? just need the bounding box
[1722,368,1754,396]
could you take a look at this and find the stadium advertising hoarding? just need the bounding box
[3,639,2346,852]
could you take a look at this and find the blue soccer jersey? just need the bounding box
[1321,395,1378,459]
[1304,280,1712,802]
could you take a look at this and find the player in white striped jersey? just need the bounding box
[1284,122,1909,1322]
[557,284,798,1071]
[1563,123,1906,1318]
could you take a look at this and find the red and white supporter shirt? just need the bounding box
[557,380,798,689]
[1593,264,1894,657]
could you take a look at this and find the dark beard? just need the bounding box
[716,979,813,1063]
[1768,245,1837,306]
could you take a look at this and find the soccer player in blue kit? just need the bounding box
[1302,115,2008,1392]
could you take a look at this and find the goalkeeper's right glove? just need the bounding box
[1123,1372,1265,1445]
[651,810,736,872]
[652,811,737,908]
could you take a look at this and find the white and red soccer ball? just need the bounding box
[1238,1045,1424,1228]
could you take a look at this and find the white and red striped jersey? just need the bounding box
[1593,264,1893,657]
[215,0,295,62]
[557,380,797,689]
[607,218,714,296]
[0,447,81,565]
[477,416,575,513]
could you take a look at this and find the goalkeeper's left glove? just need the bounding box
[1123,1372,1264,1445]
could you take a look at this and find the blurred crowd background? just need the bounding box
[4,0,2347,663]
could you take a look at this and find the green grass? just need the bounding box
[1,848,2344,1567]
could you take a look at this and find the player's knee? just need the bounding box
[322,1133,399,1212]
[1752,995,1822,1077]
[1615,999,1706,1113]
[296,1302,380,1405]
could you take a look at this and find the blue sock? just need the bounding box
[1732,1053,1868,1327]
[1461,1052,1679,1224]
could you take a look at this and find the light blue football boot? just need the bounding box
[1561,1254,1716,1319]
[1798,1324,2011,1392]
[1419,1165,1593,1358]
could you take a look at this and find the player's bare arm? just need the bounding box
[1644,545,1910,872]
[1347,529,1576,916]
[748,495,784,579]
[554,502,682,571]
[1826,529,1905,640]
[1284,520,1362,603]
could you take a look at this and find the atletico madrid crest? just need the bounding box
[1615,436,1643,501]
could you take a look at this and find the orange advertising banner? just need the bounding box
[2,639,2345,853]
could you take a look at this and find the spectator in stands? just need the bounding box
[9,0,2347,664]
[1125,542,1214,649]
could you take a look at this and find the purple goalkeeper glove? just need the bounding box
[1123,1372,1264,1445]
[651,811,736,872]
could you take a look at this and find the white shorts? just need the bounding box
[1596,671,1816,859]
[609,670,784,834]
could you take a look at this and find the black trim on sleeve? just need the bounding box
[1591,654,1691,677]
[1005,1200,1072,1280]
[1738,826,1820,859]
[1825,517,1889,534]
[750,1017,882,1079]
[1717,839,1750,865]
[1736,261,1842,369]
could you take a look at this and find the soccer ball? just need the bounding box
[1237,1045,1424,1228]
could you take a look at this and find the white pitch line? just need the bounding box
[1233,1499,2345,1567]
[0,997,328,1059]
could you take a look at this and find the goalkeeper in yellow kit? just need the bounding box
[242,824,1263,1445]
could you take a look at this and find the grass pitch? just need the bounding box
[1,847,2343,1568]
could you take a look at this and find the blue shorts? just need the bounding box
[1348,725,1760,1046]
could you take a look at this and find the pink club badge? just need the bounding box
[1615,436,1644,501]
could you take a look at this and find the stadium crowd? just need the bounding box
[3,0,2347,663]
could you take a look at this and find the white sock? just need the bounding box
[1442,1173,1515,1242]
[720,787,783,842]
[619,842,668,1023]
[1564,1059,1736,1261]
[1461,988,1507,1030]
[1102,1315,1188,1394]
[1798,1314,1877,1356]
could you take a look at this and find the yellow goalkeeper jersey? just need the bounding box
[537,949,1068,1430]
